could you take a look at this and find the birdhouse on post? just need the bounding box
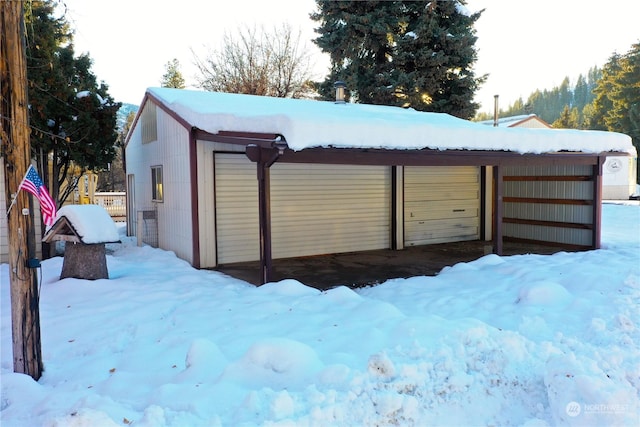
[43,205,120,280]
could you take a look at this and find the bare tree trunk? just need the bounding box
[0,1,44,380]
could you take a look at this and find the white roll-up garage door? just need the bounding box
[215,154,391,264]
[214,154,259,264]
[404,166,480,246]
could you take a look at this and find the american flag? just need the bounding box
[19,165,57,227]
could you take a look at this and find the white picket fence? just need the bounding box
[94,192,126,221]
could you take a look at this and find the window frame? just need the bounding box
[151,165,163,202]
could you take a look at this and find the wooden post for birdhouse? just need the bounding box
[1,1,44,380]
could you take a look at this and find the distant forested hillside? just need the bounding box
[475,42,639,182]
[117,103,138,129]
[475,66,602,128]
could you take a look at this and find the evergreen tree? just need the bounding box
[25,0,121,206]
[161,58,186,89]
[605,44,640,135]
[552,105,579,129]
[558,77,572,108]
[311,0,485,119]
[591,43,640,181]
[96,111,132,192]
[589,53,623,131]
[573,74,589,110]
[510,97,525,116]
[494,71,601,128]
[587,66,602,92]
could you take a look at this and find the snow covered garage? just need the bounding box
[124,88,635,283]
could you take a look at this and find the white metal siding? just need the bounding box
[503,165,594,246]
[214,154,391,264]
[404,166,480,246]
[155,109,192,262]
[125,104,193,263]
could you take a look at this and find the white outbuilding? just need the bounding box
[124,88,635,284]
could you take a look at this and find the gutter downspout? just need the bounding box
[245,137,288,285]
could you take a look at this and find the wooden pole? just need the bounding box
[1,0,44,380]
[592,157,605,249]
[493,165,504,255]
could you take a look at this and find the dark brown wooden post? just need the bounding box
[592,157,605,249]
[0,1,44,380]
[246,145,282,285]
[493,165,504,255]
[257,160,273,284]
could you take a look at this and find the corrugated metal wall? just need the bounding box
[404,166,480,246]
[214,154,390,264]
[503,164,594,247]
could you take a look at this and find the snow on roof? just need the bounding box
[147,87,635,156]
[54,205,119,244]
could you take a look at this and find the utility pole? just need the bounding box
[1,0,44,380]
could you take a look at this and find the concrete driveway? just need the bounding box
[215,240,560,290]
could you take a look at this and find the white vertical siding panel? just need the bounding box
[504,223,592,246]
[196,141,218,268]
[156,109,192,263]
[503,165,595,245]
[504,202,592,224]
[125,103,193,263]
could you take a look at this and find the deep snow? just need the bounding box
[1,202,639,426]
[146,87,635,155]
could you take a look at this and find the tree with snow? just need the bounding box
[25,0,121,207]
[311,0,485,119]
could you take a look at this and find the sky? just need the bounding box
[1,201,639,426]
[58,0,640,112]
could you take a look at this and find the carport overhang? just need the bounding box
[195,129,616,285]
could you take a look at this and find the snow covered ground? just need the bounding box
[1,202,639,426]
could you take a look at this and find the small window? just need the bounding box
[151,165,163,202]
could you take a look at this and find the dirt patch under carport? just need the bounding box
[215,240,562,290]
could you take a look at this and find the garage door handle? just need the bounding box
[453,209,465,212]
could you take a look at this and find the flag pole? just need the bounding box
[5,165,32,216]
